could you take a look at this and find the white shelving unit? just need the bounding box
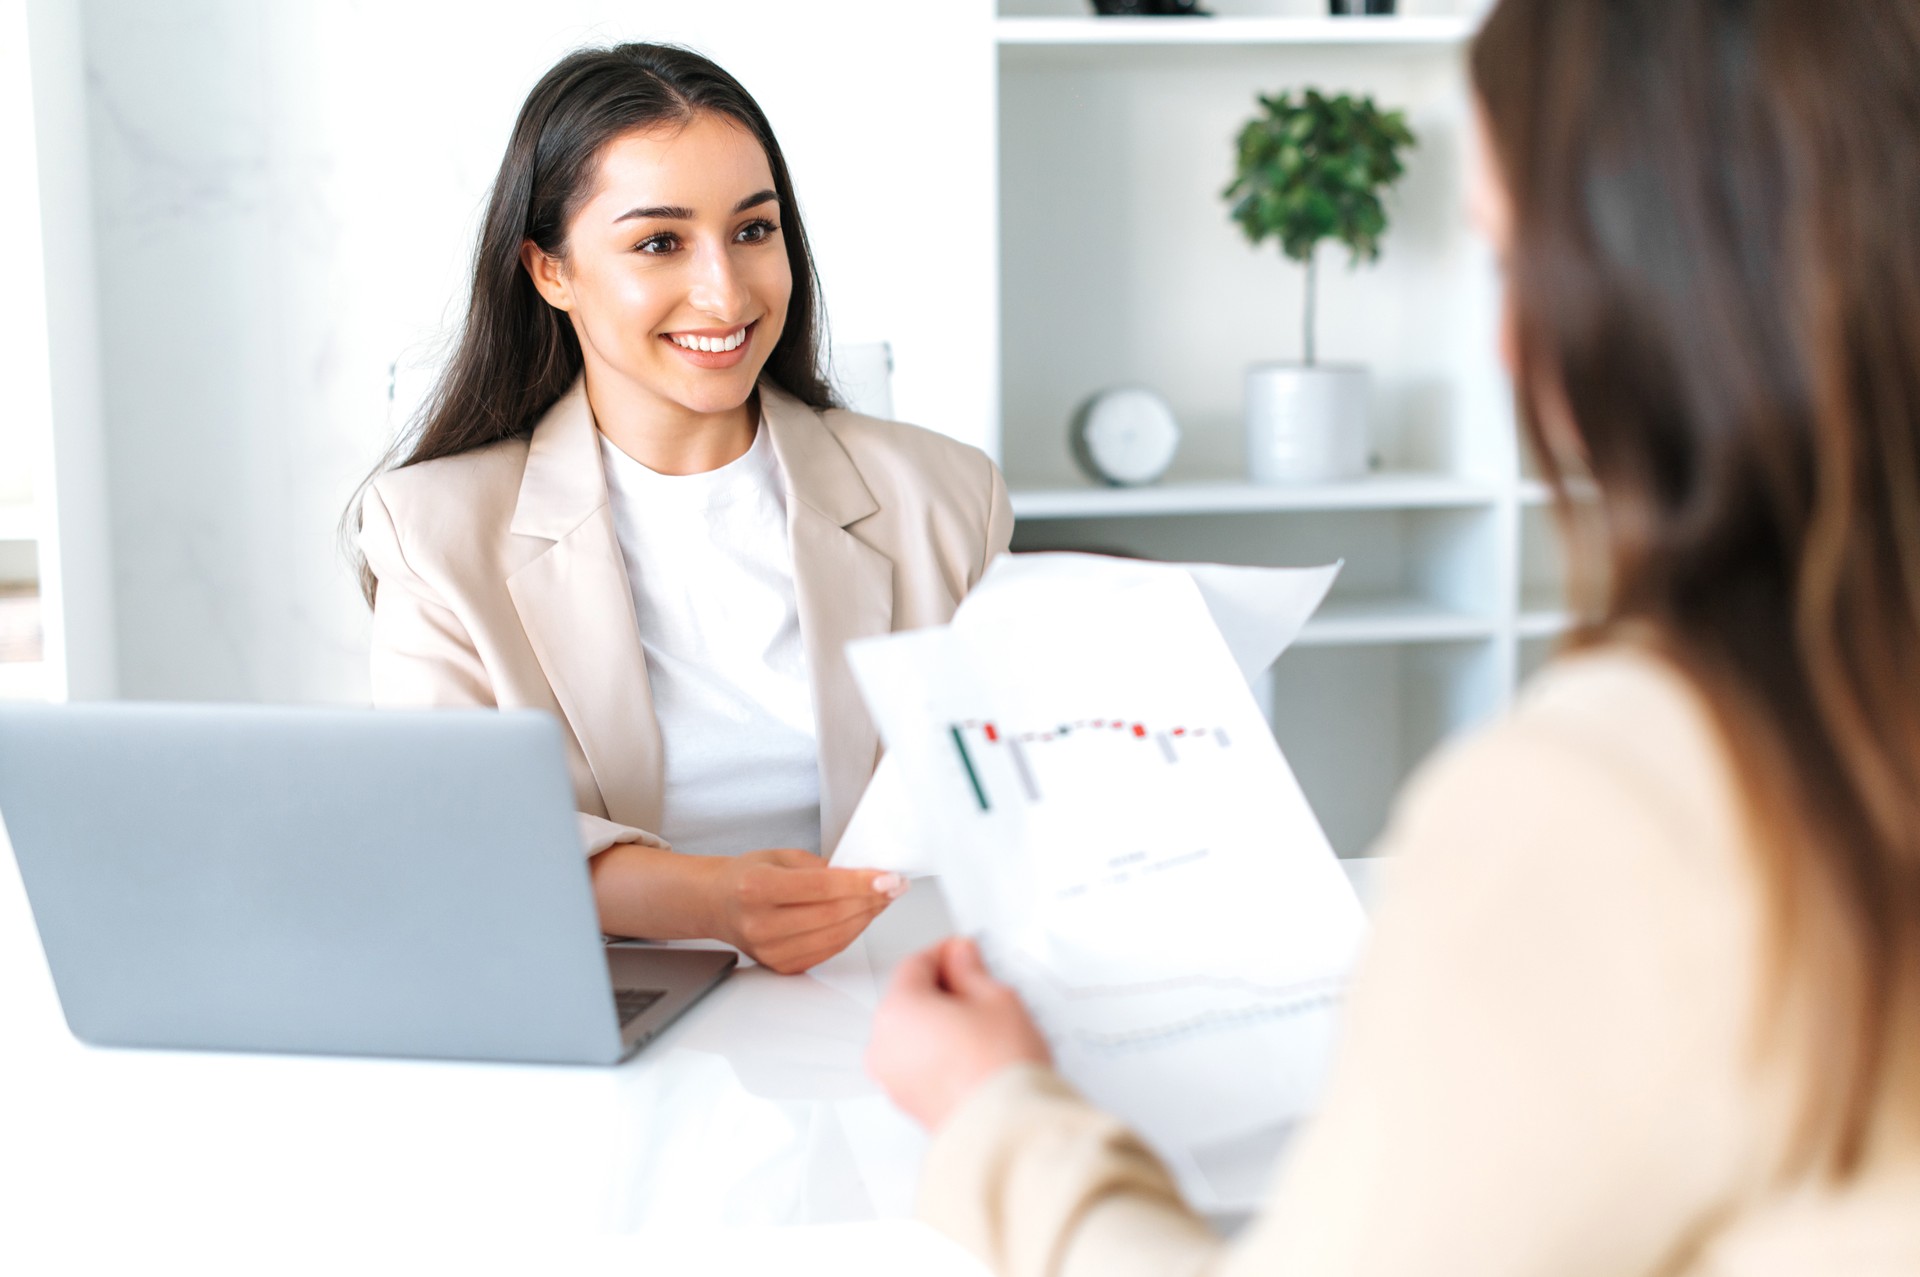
[991,1,1565,855]
[996,15,1476,45]
[1302,595,1496,647]
[1009,471,1499,518]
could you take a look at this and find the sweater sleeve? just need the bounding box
[920,1064,1219,1277]
[916,711,1758,1277]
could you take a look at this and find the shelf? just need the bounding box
[1010,472,1500,520]
[0,507,39,542]
[1518,477,1601,506]
[1516,610,1572,640]
[1298,596,1495,647]
[996,15,1476,47]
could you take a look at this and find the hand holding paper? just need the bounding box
[842,553,1364,1208]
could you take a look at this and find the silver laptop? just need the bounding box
[0,703,734,1064]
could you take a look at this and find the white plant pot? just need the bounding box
[1244,363,1371,485]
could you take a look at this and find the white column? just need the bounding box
[19,0,117,699]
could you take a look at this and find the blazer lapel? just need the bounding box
[763,385,894,859]
[505,381,666,834]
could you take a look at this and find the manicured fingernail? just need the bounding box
[874,873,908,898]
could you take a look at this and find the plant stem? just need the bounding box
[1303,251,1318,366]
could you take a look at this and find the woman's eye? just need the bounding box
[736,219,780,244]
[636,233,679,255]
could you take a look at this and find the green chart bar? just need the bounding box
[950,725,989,812]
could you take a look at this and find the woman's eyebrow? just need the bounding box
[613,189,778,224]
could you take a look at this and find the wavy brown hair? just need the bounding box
[1473,0,1920,1175]
[344,42,835,603]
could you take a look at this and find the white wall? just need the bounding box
[78,0,997,702]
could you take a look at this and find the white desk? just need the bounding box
[0,830,1383,1273]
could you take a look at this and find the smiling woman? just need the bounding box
[344,44,1012,975]
[517,113,796,470]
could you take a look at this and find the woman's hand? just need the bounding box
[588,843,906,974]
[866,936,1052,1129]
[706,848,908,974]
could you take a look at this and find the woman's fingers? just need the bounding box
[754,906,889,974]
[866,936,1055,1128]
[757,847,825,871]
[716,851,916,971]
[747,857,907,907]
[886,940,946,995]
[937,935,999,997]
[738,915,873,971]
[754,892,888,942]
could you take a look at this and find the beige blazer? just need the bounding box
[919,646,1920,1277]
[358,378,1013,858]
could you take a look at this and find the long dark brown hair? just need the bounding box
[1473,0,1920,1174]
[345,42,836,603]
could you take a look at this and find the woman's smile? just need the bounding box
[661,319,757,368]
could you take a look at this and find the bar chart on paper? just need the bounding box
[936,706,1282,921]
[947,717,1233,810]
[931,704,1353,1105]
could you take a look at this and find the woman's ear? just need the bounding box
[519,239,573,311]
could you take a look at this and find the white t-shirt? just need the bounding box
[599,421,822,857]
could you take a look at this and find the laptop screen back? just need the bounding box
[0,704,623,1064]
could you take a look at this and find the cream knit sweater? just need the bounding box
[918,647,1920,1277]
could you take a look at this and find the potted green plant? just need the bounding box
[1225,89,1415,483]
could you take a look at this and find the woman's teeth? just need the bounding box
[671,327,748,353]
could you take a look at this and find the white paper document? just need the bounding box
[835,555,1341,875]
[843,553,1366,1209]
